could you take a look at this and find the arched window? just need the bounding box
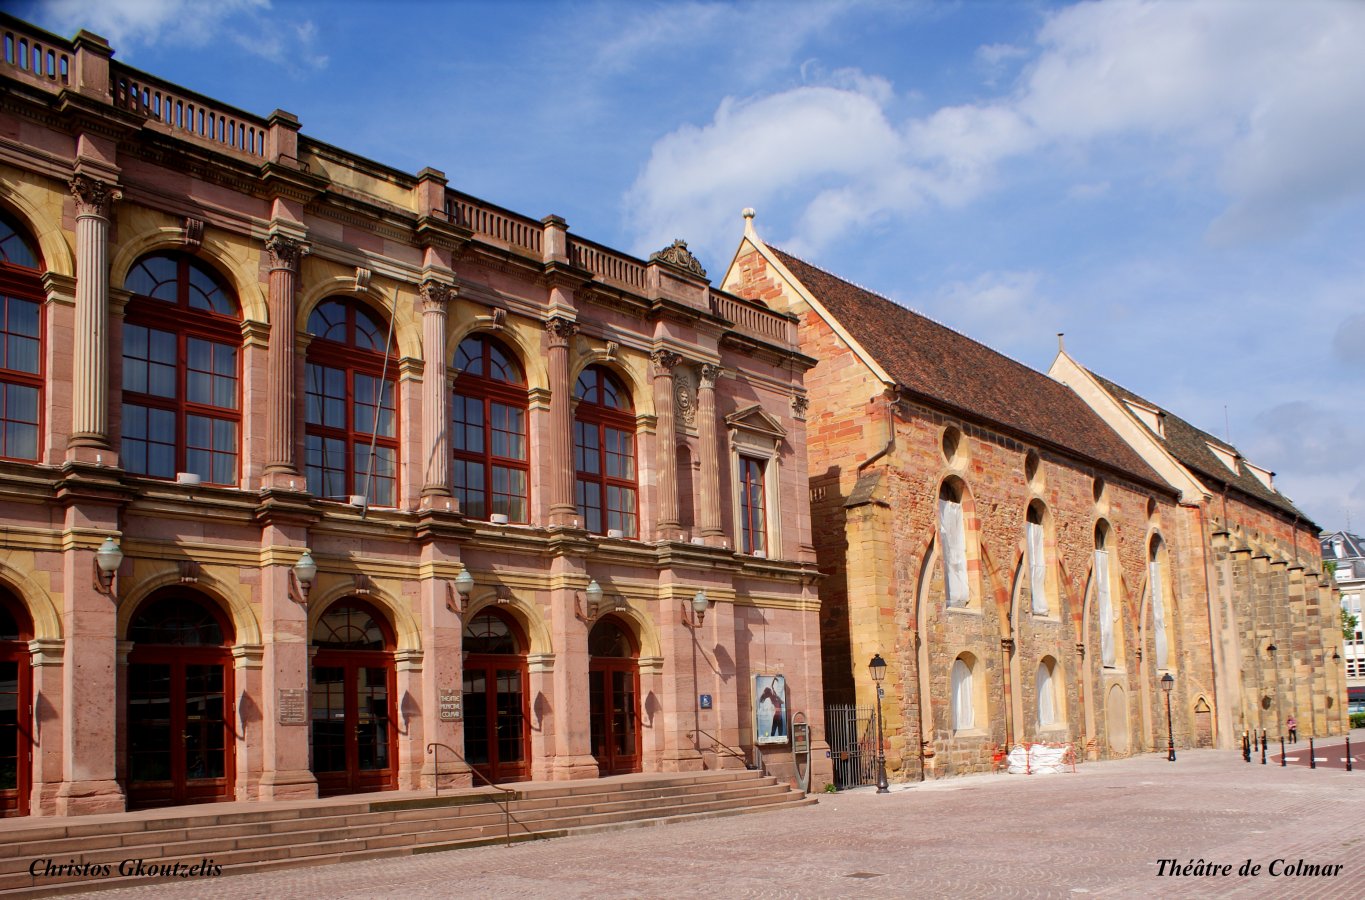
[574,366,637,537]
[312,602,390,651]
[122,253,241,484]
[1036,658,1058,727]
[1026,502,1050,615]
[305,299,398,507]
[1150,536,1169,671]
[1095,521,1116,668]
[951,656,975,731]
[939,481,969,607]
[452,335,528,522]
[0,212,43,462]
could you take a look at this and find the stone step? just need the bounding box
[0,772,811,896]
[0,778,787,872]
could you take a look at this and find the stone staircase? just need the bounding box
[0,770,814,896]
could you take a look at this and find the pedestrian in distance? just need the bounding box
[1287,714,1298,744]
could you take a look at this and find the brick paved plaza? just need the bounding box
[61,734,1364,900]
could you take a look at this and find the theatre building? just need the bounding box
[0,17,829,817]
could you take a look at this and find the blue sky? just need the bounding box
[19,0,1365,530]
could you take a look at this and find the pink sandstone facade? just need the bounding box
[723,216,1344,782]
[0,18,830,818]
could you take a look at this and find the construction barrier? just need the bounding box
[1006,742,1077,775]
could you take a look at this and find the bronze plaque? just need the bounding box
[278,688,307,725]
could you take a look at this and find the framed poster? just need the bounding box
[754,674,788,745]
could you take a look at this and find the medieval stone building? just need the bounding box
[1053,358,1347,743]
[724,213,1344,781]
[0,17,829,818]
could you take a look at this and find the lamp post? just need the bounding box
[1160,672,1176,762]
[869,653,889,793]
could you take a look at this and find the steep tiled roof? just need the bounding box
[769,247,1168,491]
[1089,373,1313,525]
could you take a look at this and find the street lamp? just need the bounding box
[1160,672,1176,762]
[869,653,889,793]
[92,536,123,597]
[288,549,317,606]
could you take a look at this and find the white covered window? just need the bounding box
[1027,504,1048,615]
[940,483,969,608]
[1036,660,1057,727]
[1150,540,1168,671]
[951,657,974,730]
[1096,524,1115,668]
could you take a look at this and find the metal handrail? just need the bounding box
[425,741,518,847]
[687,728,761,774]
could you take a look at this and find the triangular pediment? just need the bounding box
[726,404,786,440]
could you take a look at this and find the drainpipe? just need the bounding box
[857,385,900,474]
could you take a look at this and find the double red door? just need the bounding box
[462,655,529,784]
[589,659,640,776]
[126,650,234,809]
[311,651,396,796]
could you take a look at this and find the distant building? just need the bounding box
[1052,357,1345,743]
[1321,531,1365,712]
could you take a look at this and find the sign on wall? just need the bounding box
[754,674,788,745]
[278,688,307,725]
[439,691,461,721]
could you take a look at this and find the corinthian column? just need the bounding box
[264,234,305,478]
[696,363,724,543]
[68,175,120,453]
[420,279,453,497]
[651,349,682,540]
[545,317,579,526]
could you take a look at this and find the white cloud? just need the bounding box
[34,0,326,70]
[1244,401,1365,528]
[625,0,1365,259]
[925,271,1056,355]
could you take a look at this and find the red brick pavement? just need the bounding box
[48,733,1365,900]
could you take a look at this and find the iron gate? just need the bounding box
[825,704,876,789]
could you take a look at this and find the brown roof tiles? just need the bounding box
[769,247,1169,491]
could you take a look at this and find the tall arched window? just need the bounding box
[452,335,528,522]
[574,366,637,537]
[1036,658,1058,728]
[0,213,42,462]
[1026,502,1050,615]
[122,253,241,484]
[939,481,969,607]
[1095,521,1116,668]
[1150,536,1169,671]
[951,656,975,731]
[305,299,398,507]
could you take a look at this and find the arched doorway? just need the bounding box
[1105,683,1130,756]
[588,617,640,776]
[461,608,530,783]
[0,589,33,817]
[126,591,235,809]
[311,600,397,796]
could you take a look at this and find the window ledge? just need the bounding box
[951,727,989,739]
[947,605,983,617]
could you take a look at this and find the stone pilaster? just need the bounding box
[545,317,579,526]
[651,350,682,540]
[67,175,119,457]
[420,280,453,497]
[264,234,305,480]
[696,363,724,544]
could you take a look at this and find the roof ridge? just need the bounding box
[768,244,1051,382]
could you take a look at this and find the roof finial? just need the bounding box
[742,207,757,238]
[1056,332,1065,352]
[742,207,755,220]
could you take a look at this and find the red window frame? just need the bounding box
[305,299,399,507]
[573,366,638,537]
[739,455,768,555]
[451,334,529,522]
[0,214,44,464]
[121,253,241,485]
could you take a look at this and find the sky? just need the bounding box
[16,0,1365,531]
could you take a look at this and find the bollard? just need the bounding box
[1309,737,1315,770]
[1261,736,1267,765]
[1243,731,1251,763]
[1347,736,1353,773]
[1280,736,1286,767]
[1261,729,1267,753]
